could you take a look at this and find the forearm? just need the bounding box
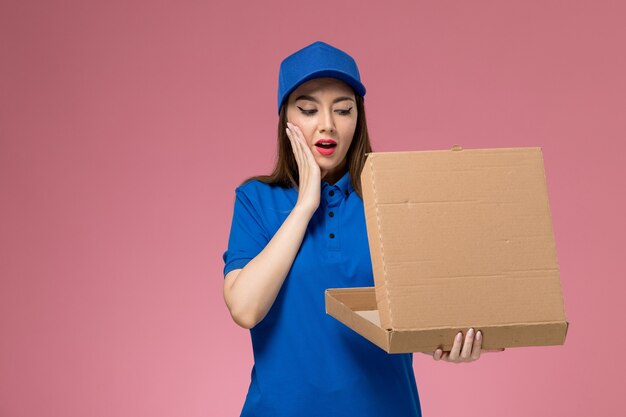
[226,205,313,328]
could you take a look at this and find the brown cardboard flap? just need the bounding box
[360,147,567,331]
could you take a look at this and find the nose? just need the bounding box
[318,108,336,134]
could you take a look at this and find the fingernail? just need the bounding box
[468,328,474,336]
[476,331,482,340]
[456,332,462,340]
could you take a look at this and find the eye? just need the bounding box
[337,108,353,115]
[297,106,316,116]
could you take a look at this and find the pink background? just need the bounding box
[1,1,624,416]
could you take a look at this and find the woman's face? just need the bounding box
[286,77,358,183]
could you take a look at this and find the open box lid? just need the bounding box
[361,146,566,332]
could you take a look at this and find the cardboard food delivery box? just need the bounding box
[325,146,569,354]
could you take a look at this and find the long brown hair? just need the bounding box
[240,90,373,200]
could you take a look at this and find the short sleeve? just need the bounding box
[222,186,270,278]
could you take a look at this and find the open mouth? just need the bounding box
[315,143,337,149]
[315,139,337,150]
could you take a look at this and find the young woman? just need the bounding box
[222,40,501,417]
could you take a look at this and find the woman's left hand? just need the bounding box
[423,328,505,363]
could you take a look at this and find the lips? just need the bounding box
[315,138,337,148]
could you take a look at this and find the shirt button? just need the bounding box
[328,211,334,217]
[329,233,335,239]
[345,190,349,196]
[329,190,335,196]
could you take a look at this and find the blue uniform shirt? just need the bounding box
[223,170,422,417]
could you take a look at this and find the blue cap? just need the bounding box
[277,41,366,114]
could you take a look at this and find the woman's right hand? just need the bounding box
[286,121,321,216]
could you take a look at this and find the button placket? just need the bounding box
[325,186,343,251]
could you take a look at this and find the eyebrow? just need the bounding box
[295,95,355,104]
